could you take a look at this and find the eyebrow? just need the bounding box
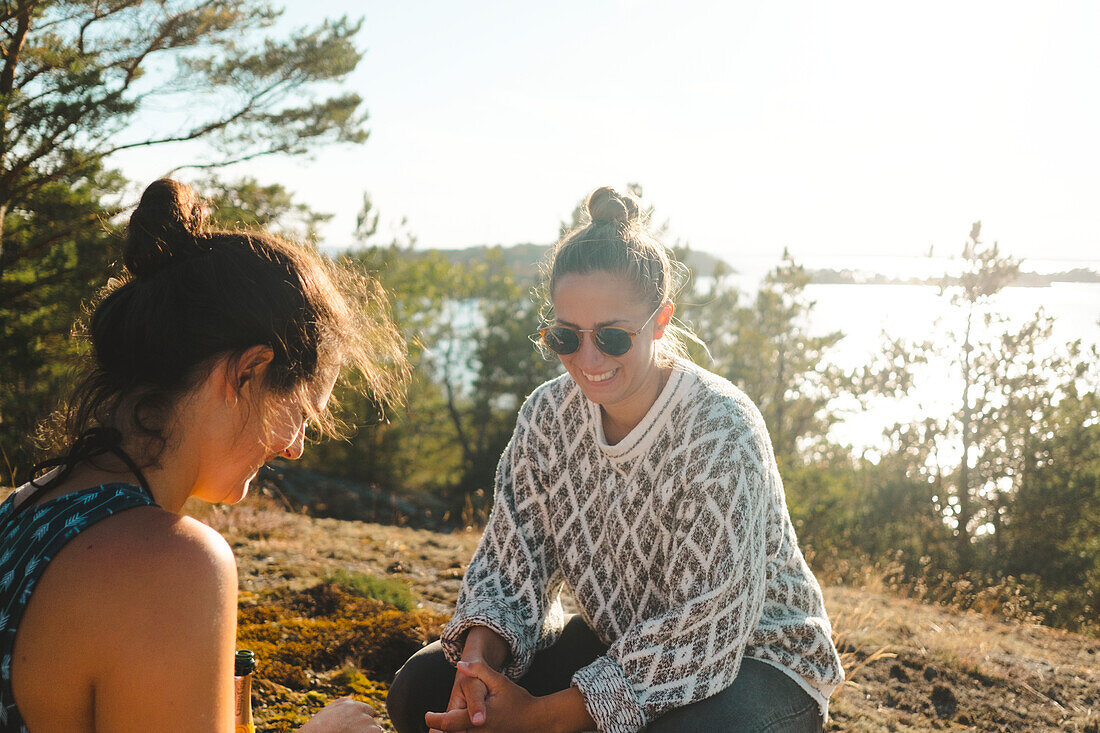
[556,317,630,329]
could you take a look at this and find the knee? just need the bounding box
[387,645,452,733]
[385,658,417,721]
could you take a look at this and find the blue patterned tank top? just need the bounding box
[0,483,157,732]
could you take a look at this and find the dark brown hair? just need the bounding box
[543,186,700,363]
[58,178,407,456]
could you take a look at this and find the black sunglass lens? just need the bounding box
[595,328,632,356]
[545,327,580,354]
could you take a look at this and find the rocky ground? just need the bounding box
[189,495,1100,732]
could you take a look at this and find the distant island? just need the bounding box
[807,266,1100,287]
[342,242,1099,288]
[412,243,730,281]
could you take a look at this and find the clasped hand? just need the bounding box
[425,660,541,733]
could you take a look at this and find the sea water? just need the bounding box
[715,254,1100,453]
[428,252,1099,455]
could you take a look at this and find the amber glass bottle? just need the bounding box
[234,649,257,733]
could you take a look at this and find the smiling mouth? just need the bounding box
[583,368,618,383]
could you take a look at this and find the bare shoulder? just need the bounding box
[90,505,232,564]
[21,505,237,649]
[66,506,236,601]
[15,506,238,731]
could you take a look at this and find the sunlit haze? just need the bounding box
[113,1,1100,264]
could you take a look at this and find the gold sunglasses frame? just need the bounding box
[531,303,665,357]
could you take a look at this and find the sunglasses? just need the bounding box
[533,304,665,357]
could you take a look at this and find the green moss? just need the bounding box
[236,581,449,731]
[326,569,419,611]
[333,664,390,697]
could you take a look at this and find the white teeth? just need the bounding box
[584,369,617,383]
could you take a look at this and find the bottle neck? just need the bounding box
[234,672,254,731]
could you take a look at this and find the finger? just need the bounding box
[342,697,378,716]
[331,695,375,709]
[462,677,489,726]
[447,679,468,708]
[462,676,489,697]
[466,687,486,726]
[425,707,474,731]
[334,696,378,720]
[456,659,504,690]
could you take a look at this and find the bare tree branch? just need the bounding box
[0,0,33,95]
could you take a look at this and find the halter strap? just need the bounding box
[9,428,157,522]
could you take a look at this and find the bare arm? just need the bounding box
[91,513,239,732]
[92,515,385,733]
[460,626,510,668]
[11,508,238,732]
[534,688,596,733]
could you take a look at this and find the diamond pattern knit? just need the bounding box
[441,359,844,732]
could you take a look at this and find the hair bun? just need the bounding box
[587,186,640,225]
[125,179,210,278]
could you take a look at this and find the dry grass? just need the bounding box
[831,604,897,689]
[189,491,482,613]
[3,485,1095,731]
[807,548,1098,638]
[204,495,1100,732]
[822,586,1100,731]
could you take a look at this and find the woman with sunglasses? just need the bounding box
[0,179,401,732]
[387,187,843,733]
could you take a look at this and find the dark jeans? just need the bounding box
[387,615,822,733]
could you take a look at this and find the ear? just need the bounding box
[222,345,275,403]
[653,302,674,340]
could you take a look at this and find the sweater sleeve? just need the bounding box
[571,407,774,732]
[440,396,565,678]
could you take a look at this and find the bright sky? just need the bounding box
[114,1,1100,262]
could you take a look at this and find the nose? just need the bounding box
[280,425,306,460]
[574,331,605,369]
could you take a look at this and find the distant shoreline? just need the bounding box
[807,266,1100,287]
[330,242,1100,288]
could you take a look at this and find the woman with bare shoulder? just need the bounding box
[0,179,407,732]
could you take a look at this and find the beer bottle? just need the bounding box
[234,649,257,733]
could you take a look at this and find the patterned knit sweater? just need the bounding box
[441,358,844,733]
